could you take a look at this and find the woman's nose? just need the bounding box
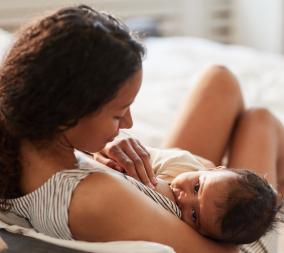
[119,108,133,129]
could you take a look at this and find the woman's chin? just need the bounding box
[107,137,115,143]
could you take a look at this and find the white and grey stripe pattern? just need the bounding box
[6,168,181,240]
[7,169,95,240]
[240,229,277,253]
[121,174,181,219]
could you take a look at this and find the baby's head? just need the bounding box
[170,167,283,245]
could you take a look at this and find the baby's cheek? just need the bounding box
[180,208,192,227]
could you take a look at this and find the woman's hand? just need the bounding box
[93,131,158,189]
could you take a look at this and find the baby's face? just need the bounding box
[170,168,237,239]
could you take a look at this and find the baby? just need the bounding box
[78,146,283,245]
[147,147,283,245]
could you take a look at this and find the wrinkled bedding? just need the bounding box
[127,37,284,147]
[0,219,174,253]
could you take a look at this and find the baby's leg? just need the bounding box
[160,65,245,166]
[228,108,284,190]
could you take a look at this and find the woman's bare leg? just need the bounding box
[160,65,245,166]
[228,108,284,190]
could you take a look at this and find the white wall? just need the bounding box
[233,0,284,53]
[0,0,181,35]
[179,0,210,37]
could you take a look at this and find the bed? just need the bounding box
[0,28,283,252]
[126,36,284,147]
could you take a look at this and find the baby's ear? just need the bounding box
[207,166,226,171]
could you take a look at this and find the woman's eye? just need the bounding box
[114,116,123,120]
[194,182,200,194]
[192,210,196,222]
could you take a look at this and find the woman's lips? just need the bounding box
[107,131,120,142]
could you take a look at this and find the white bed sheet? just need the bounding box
[127,37,284,147]
[0,220,174,253]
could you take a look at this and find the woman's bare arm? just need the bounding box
[68,171,238,253]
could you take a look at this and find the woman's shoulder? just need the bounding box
[8,167,113,240]
[68,169,134,240]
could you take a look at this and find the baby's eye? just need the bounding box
[194,182,200,194]
[192,210,196,222]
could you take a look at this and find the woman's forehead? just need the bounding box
[107,69,142,110]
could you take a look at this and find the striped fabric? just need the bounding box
[122,173,181,219]
[6,168,181,240]
[240,229,278,253]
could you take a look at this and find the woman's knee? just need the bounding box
[201,65,243,101]
[239,108,279,130]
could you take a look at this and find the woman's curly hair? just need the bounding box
[0,5,145,210]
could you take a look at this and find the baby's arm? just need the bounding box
[193,155,216,169]
[146,147,206,183]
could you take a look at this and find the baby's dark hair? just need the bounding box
[214,168,284,245]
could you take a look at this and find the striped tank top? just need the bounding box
[6,168,181,240]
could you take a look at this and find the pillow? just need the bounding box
[0,211,32,228]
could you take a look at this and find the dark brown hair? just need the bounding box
[215,169,284,245]
[0,5,145,210]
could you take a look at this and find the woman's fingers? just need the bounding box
[121,139,157,189]
[114,141,153,189]
[93,152,124,172]
[133,140,158,186]
[101,136,157,189]
[137,140,151,157]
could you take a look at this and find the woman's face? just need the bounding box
[170,168,237,239]
[64,69,142,153]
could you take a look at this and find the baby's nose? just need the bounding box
[177,191,187,209]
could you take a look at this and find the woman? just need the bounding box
[0,4,282,253]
